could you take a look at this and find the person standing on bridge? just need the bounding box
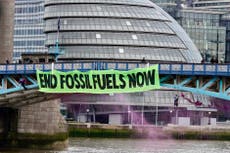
[210,56,215,64]
[19,77,27,90]
[174,94,179,107]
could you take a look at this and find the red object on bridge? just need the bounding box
[181,93,203,106]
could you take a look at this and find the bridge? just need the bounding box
[0,62,230,100]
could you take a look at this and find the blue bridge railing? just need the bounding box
[0,62,230,76]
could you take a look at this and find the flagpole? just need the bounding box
[55,17,60,62]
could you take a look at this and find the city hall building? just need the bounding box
[44,0,215,125]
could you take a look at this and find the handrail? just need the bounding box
[0,62,229,76]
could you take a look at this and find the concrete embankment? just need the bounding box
[68,122,230,141]
[163,124,230,140]
[68,122,169,139]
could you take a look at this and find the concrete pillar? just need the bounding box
[0,99,68,149]
[17,98,68,149]
[109,114,122,125]
[78,115,87,122]
[0,0,14,63]
[201,117,209,125]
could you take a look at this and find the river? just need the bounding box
[1,138,230,153]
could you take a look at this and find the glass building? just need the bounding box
[150,0,179,17]
[221,14,230,63]
[192,0,230,11]
[177,9,226,62]
[191,0,230,63]
[43,0,212,125]
[152,0,227,63]
[13,0,47,61]
[150,0,190,17]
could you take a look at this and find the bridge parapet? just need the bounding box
[0,62,230,76]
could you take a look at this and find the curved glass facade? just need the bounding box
[44,0,202,63]
[45,18,174,34]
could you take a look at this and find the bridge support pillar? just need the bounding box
[17,98,68,149]
[0,98,68,149]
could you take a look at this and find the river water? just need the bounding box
[1,138,230,153]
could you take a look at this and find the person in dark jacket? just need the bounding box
[174,94,179,107]
[19,77,27,90]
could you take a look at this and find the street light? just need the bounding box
[155,100,158,126]
[169,109,173,124]
[208,111,211,125]
[128,110,131,124]
[86,108,90,123]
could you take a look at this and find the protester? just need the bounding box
[19,77,27,90]
[174,94,179,107]
[210,56,215,64]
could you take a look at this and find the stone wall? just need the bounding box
[18,98,67,134]
[0,0,14,63]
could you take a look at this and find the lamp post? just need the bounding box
[141,93,144,125]
[155,99,158,126]
[128,110,131,124]
[170,109,173,124]
[86,108,90,123]
[208,111,211,125]
[175,108,179,125]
